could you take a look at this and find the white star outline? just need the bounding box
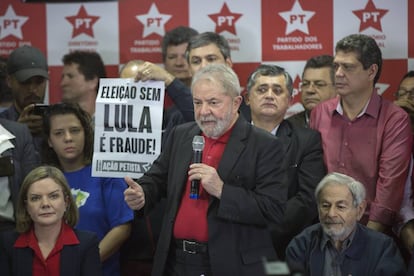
[0,5,29,40]
[136,3,172,38]
[278,0,315,35]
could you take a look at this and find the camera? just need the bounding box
[32,104,49,116]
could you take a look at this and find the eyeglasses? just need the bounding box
[300,80,332,90]
[395,89,414,99]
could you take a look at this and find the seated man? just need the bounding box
[245,64,325,259]
[286,172,406,275]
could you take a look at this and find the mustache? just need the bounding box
[199,115,217,122]
[322,218,342,224]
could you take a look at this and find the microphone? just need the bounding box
[190,135,205,199]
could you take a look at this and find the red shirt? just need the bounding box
[311,94,412,226]
[14,222,80,276]
[173,128,233,242]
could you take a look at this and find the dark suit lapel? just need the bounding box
[60,244,79,276]
[14,248,33,275]
[217,117,248,183]
[275,120,292,154]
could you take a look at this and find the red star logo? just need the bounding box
[65,5,100,38]
[208,3,242,35]
[353,0,388,32]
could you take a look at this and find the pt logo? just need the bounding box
[136,3,171,38]
[65,5,100,38]
[0,5,28,40]
[208,3,242,35]
[279,0,315,35]
[353,0,388,32]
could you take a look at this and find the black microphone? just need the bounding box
[190,135,205,199]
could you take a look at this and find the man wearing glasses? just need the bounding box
[288,55,336,128]
[394,71,414,260]
[395,71,414,133]
[310,34,412,237]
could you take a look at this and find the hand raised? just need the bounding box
[123,176,145,210]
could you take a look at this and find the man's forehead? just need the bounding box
[190,44,222,56]
[254,75,285,87]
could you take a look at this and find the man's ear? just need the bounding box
[244,93,250,105]
[367,64,378,82]
[225,58,233,68]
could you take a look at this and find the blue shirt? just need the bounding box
[64,165,133,276]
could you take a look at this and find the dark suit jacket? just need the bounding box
[0,107,43,153]
[138,116,288,276]
[0,229,103,276]
[287,110,309,128]
[271,120,326,259]
[286,223,406,275]
[0,119,40,222]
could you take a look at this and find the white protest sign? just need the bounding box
[92,78,164,178]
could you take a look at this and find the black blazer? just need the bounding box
[138,116,288,276]
[0,229,102,276]
[287,110,309,128]
[272,120,326,259]
[0,119,40,219]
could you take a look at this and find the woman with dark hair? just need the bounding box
[42,103,133,276]
[0,165,102,275]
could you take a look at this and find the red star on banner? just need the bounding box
[353,0,388,32]
[65,5,100,38]
[208,3,242,35]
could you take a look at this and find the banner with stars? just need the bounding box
[0,0,412,110]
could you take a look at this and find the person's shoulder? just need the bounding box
[299,223,322,237]
[0,230,20,248]
[250,122,278,141]
[74,229,99,244]
[288,120,319,135]
[380,96,410,116]
[357,223,394,242]
[0,106,17,120]
[287,110,305,121]
[0,118,31,139]
[289,223,322,248]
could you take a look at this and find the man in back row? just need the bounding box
[1,45,49,152]
[310,34,412,234]
[245,64,326,259]
[60,50,107,121]
[288,55,336,128]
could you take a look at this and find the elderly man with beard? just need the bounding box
[286,172,406,275]
[123,64,287,276]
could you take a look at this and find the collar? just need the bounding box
[203,124,234,144]
[335,93,381,119]
[14,222,80,249]
[320,225,357,252]
[250,121,279,135]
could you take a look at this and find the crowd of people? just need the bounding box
[0,27,413,276]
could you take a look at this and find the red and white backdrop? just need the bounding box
[0,0,413,115]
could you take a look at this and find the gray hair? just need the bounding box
[315,172,366,207]
[191,64,240,98]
